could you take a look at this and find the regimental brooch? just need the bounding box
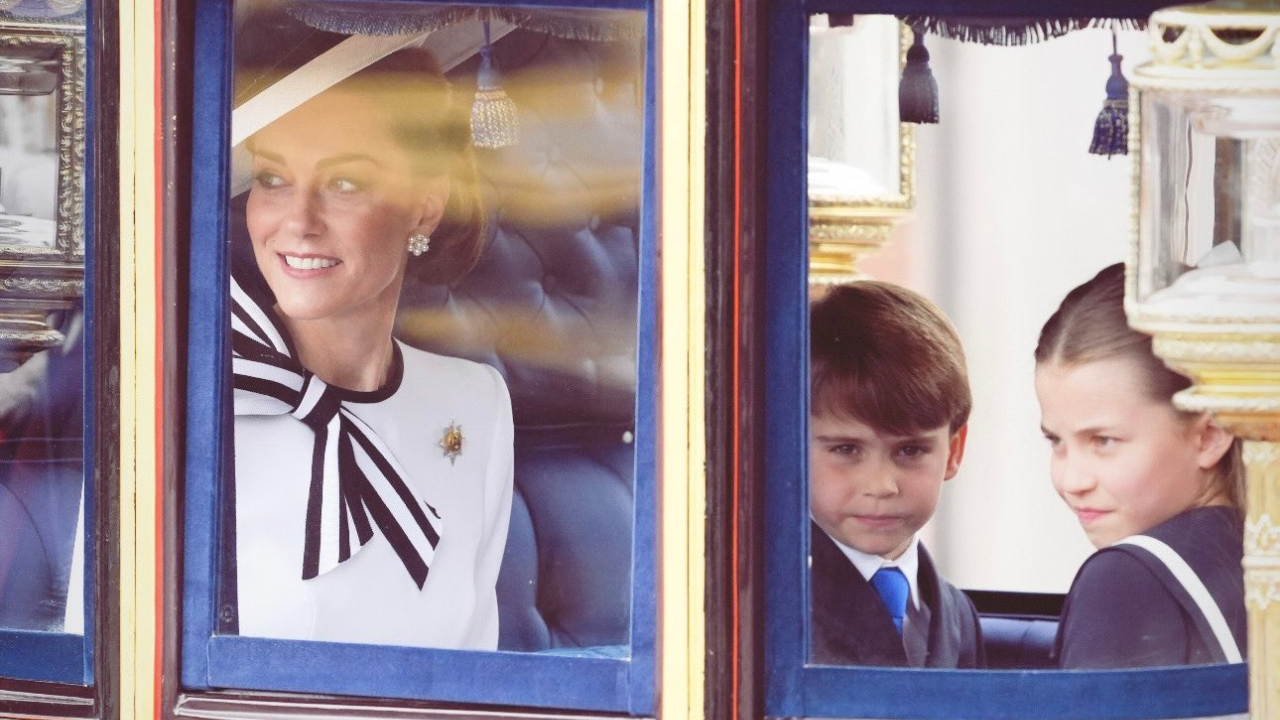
[440,420,464,465]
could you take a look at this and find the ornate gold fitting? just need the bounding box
[1124,1,1280,437]
[0,26,86,372]
[806,17,915,287]
[1126,3,1280,716]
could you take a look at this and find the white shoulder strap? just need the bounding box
[1115,534,1243,663]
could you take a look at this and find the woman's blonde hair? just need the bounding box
[1034,263,1244,512]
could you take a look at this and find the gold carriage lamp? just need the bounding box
[1124,1,1280,715]
[807,16,914,287]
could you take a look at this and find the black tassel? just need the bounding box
[899,25,939,125]
[471,21,519,149]
[1089,29,1128,158]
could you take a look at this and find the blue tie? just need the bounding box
[870,567,909,635]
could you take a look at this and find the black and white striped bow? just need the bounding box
[230,276,442,588]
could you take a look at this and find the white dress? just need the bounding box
[233,341,514,650]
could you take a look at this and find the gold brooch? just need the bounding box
[440,420,464,465]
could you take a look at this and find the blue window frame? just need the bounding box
[182,0,657,713]
[764,1,1249,717]
[0,3,97,688]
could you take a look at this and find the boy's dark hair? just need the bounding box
[810,281,972,435]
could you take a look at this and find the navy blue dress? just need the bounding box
[1055,506,1246,669]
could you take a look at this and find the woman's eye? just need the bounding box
[1042,434,1061,448]
[1092,435,1117,448]
[253,171,286,189]
[328,177,363,193]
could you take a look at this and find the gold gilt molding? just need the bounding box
[1246,514,1280,559]
[1127,2,1280,714]
[0,28,86,261]
[807,19,916,285]
[0,27,86,371]
[1243,439,1280,717]
[1249,572,1280,612]
[1155,337,1280,363]
[1148,5,1279,70]
[809,226,894,285]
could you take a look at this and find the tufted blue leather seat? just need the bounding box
[969,591,1061,668]
[978,616,1058,669]
[399,28,644,652]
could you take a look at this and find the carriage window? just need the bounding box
[764,9,1250,718]
[182,0,656,712]
[0,8,93,687]
[807,17,1143,611]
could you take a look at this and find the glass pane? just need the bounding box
[0,95,57,248]
[222,0,645,656]
[1137,90,1280,309]
[802,20,1247,673]
[807,14,903,203]
[0,8,87,639]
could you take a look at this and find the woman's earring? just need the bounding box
[408,233,431,257]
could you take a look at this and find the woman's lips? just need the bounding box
[1074,507,1110,524]
[278,252,340,276]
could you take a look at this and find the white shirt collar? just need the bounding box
[822,530,921,611]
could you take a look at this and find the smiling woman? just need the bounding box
[226,12,512,650]
[244,83,456,388]
[180,0,654,708]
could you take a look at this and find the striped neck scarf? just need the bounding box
[230,275,442,588]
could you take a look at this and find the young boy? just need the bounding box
[809,281,984,668]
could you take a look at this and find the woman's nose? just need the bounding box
[284,186,324,237]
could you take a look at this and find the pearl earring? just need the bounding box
[408,234,431,257]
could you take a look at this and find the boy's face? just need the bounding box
[809,413,967,560]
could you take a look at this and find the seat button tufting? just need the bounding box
[594,77,606,95]
[589,215,601,231]
[543,274,558,293]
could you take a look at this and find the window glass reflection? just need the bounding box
[223,0,645,654]
[0,8,87,637]
[0,310,84,633]
[804,19,1248,671]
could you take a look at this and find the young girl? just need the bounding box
[1034,263,1246,669]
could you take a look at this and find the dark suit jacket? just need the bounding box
[810,523,985,667]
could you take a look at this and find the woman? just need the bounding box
[229,41,513,650]
[1034,263,1245,668]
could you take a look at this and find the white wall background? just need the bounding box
[858,27,1150,592]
